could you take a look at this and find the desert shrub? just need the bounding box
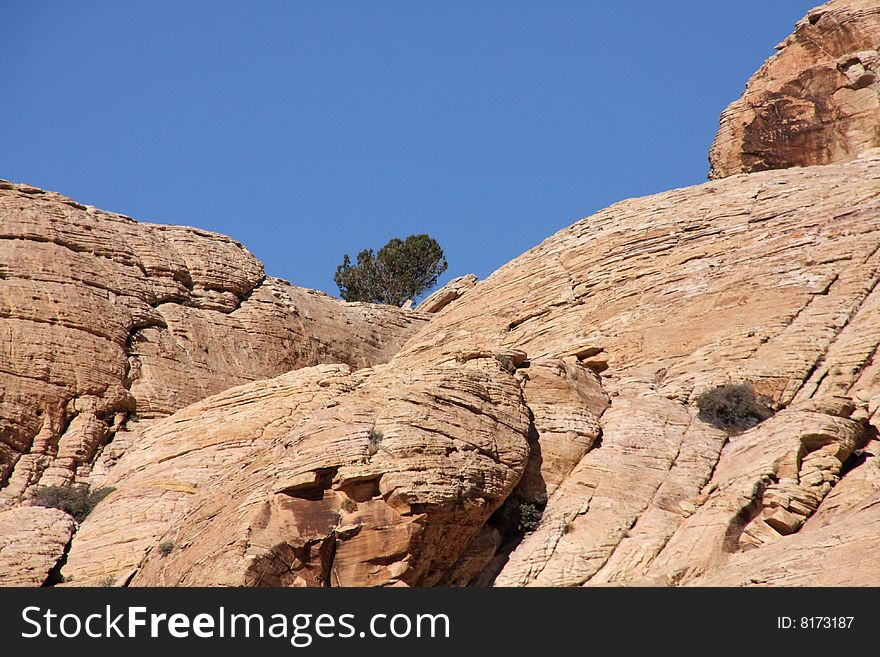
[334,234,447,306]
[340,498,358,513]
[517,502,543,532]
[490,494,546,540]
[158,541,174,557]
[368,428,384,456]
[32,484,116,523]
[494,353,515,374]
[696,383,774,433]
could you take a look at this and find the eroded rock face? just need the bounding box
[0,180,428,505]
[63,153,880,588]
[709,0,880,178]
[128,357,530,587]
[0,506,75,586]
[7,1,880,589]
[417,274,478,313]
[62,365,358,586]
[592,397,866,586]
[0,181,428,586]
[650,400,880,586]
[393,154,880,587]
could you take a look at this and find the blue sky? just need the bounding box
[2,1,816,297]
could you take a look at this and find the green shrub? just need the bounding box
[517,502,543,533]
[158,541,174,557]
[696,383,774,433]
[32,484,116,523]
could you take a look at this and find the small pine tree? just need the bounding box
[334,234,447,306]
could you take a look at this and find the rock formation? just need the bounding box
[417,274,478,313]
[58,147,880,587]
[0,181,427,500]
[0,507,74,586]
[709,0,880,178]
[0,182,427,584]
[3,0,880,587]
[403,152,880,588]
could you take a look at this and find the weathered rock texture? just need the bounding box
[709,0,880,178]
[417,274,478,313]
[0,180,427,501]
[6,1,880,588]
[129,357,531,587]
[0,506,74,586]
[463,153,880,587]
[0,181,427,584]
[63,151,880,587]
[62,364,358,586]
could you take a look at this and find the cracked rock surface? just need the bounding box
[4,0,880,587]
[60,151,880,587]
[709,0,880,178]
[0,181,427,584]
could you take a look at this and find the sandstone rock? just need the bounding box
[689,438,880,586]
[693,491,880,586]
[438,525,503,586]
[395,155,880,420]
[62,365,357,586]
[496,394,724,587]
[127,357,530,586]
[0,180,428,505]
[0,506,75,586]
[515,358,608,505]
[417,274,478,313]
[709,0,880,178]
[64,152,880,588]
[7,2,880,588]
[594,400,864,585]
[393,156,880,587]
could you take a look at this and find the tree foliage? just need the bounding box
[334,234,447,306]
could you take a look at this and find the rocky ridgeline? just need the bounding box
[1,0,879,587]
[710,0,880,178]
[0,182,428,584]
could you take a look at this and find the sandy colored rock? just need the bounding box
[624,399,865,585]
[0,506,75,586]
[0,180,427,504]
[515,358,608,505]
[126,357,530,586]
[417,274,478,313]
[709,0,880,178]
[685,428,880,586]
[7,2,880,588]
[62,365,357,586]
[438,525,503,586]
[693,451,880,586]
[495,394,723,587]
[64,152,880,588]
[392,155,880,587]
[396,154,880,412]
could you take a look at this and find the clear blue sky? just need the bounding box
[2,1,816,297]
